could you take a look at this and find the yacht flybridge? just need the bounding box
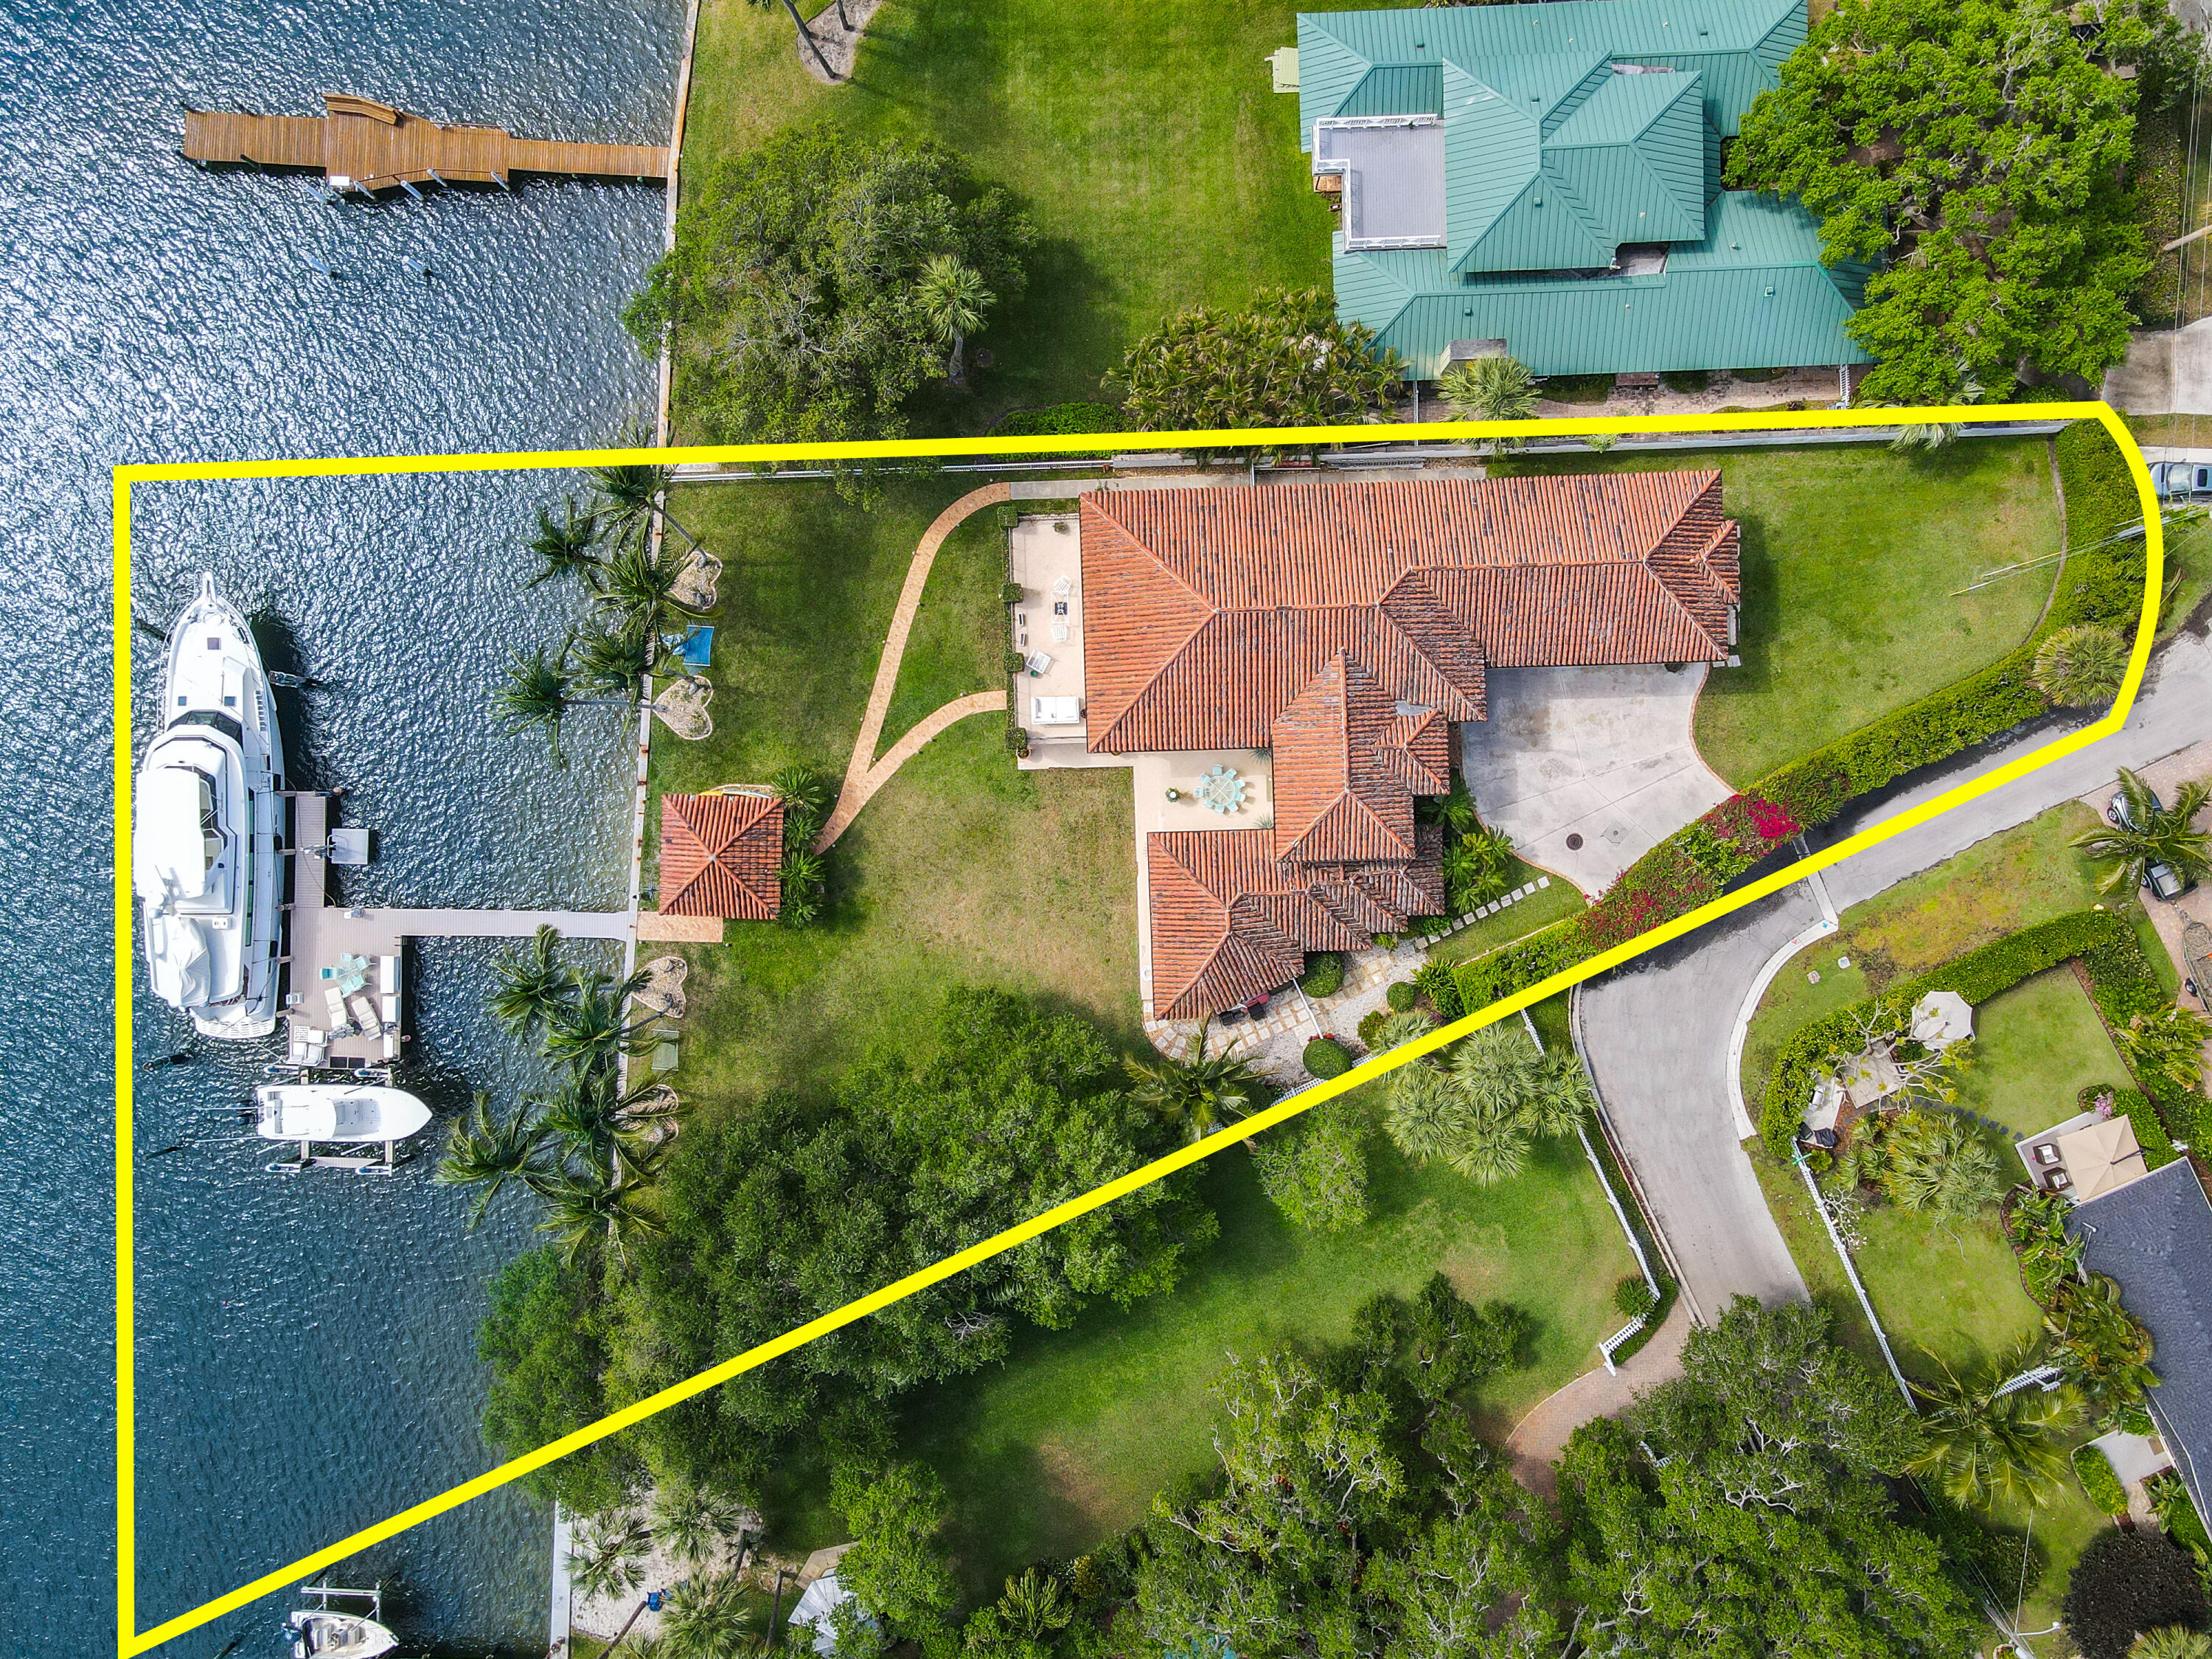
[134,573,288,1040]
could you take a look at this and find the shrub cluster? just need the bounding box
[1412,959,1465,1019]
[1299,952,1344,998]
[1605,1276,1678,1366]
[2072,1442,2130,1517]
[1304,1036,1352,1079]
[1385,980,1418,1014]
[2079,1083,2180,1170]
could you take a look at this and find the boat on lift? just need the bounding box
[286,1584,398,1658]
[133,573,288,1040]
[256,1080,431,1175]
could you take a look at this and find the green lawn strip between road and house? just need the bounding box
[757,1133,1636,1601]
[1422,857,1588,966]
[675,0,1349,435]
[1739,799,2115,1108]
[1493,439,2061,788]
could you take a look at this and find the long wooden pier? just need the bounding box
[182,93,667,195]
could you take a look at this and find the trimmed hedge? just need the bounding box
[2073,1441,2130,1518]
[1304,1037,1352,1079]
[1758,910,2136,1155]
[1385,980,1418,1014]
[1300,953,1345,998]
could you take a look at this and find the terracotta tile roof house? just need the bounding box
[1084,473,1738,1019]
[658,790,785,920]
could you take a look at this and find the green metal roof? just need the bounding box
[1342,192,1872,378]
[1335,64,1443,117]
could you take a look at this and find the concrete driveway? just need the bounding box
[2104,317,2212,417]
[1461,664,1733,897]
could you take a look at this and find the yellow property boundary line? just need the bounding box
[114,402,2162,1654]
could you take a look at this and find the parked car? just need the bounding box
[2108,785,2194,900]
[2163,462,2195,498]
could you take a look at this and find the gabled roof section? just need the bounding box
[659,792,784,919]
[1081,473,1739,754]
[1271,653,1424,865]
[1338,63,1443,117]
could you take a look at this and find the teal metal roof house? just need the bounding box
[1297,0,1872,379]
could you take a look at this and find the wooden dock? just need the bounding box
[182,93,667,195]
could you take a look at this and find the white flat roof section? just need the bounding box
[1318,119,1446,249]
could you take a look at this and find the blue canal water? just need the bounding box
[0,1,680,1652]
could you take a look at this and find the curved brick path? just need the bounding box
[815,481,1013,850]
[1503,1301,1691,1501]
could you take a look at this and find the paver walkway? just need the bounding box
[815,481,1013,850]
[1505,1301,1692,1501]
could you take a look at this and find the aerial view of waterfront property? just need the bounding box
[15,0,2212,1653]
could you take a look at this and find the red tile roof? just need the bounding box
[1082,472,1738,754]
[1271,651,1452,866]
[658,792,784,920]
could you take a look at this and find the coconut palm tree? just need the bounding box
[2072,768,2212,894]
[1123,1019,1265,1144]
[2033,624,2132,709]
[490,925,576,1040]
[652,1482,747,1568]
[1905,1342,2078,1509]
[493,647,579,765]
[538,1163,666,1265]
[592,459,706,554]
[2133,1630,2212,1659]
[537,1064,684,1183]
[571,612,660,702]
[598,534,706,653]
[1436,355,1537,449]
[434,1093,549,1230]
[569,1512,653,1606]
[526,497,605,591]
[658,1568,766,1659]
[916,255,993,383]
[542,969,662,1073]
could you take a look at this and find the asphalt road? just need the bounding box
[1579,629,2212,1317]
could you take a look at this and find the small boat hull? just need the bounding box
[255,1083,432,1145]
[288,1609,397,1658]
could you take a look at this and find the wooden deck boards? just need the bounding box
[182,95,666,192]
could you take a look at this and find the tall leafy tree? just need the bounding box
[1729,0,2189,404]
[1559,1297,1981,1658]
[831,1461,960,1638]
[627,125,1032,445]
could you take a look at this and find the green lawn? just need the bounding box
[1425,860,1587,967]
[1496,441,2062,787]
[650,479,1141,1096]
[890,1133,1635,1598]
[1951,970,2132,1145]
[1740,800,2115,1108]
[678,0,1352,432]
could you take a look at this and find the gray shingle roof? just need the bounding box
[2071,1160,2212,1512]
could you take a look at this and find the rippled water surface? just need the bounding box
[0,1,679,1649]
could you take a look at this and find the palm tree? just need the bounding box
[1882,1110,2003,1222]
[493,646,579,765]
[1526,1047,1597,1138]
[542,969,663,1073]
[598,533,706,652]
[592,459,704,554]
[995,1568,1073,1640]
[2072,769,2212,894]
[571,611,659,702]
[491,925,575,1040]
[652,1482,746,1568]
[1382,1055,1464,1167]
[659,1568,766,1659]
[434,1093,549,1230]
[526,497,605,591]
[1905,1343,2078,1509]
[538,1164,666,1265]
[2118,1005,2212,1096]
[1445,1024,1545,1120]
[1123,1019,1265,1144]
[2134,1630,2212,1659]
[1436,355,1537,449]
[538,1065,683,1183]
[2033,624,2131,709]
[916,255,993,383]
[1888,420,1961,452]
[569,1512,653,1606]
[1368,1009,1433,1054]
[777,846,825,927]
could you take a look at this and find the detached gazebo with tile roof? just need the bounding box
[658,790,785,921]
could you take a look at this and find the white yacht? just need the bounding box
[133,573,288,1039]
[254,1082,431,1146]
[287,1606,398,1658]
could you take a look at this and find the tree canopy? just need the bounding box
[626,123,1033,443]
[1729,0,2193,403]
[1118,287,1404,434]
[1559,1297,1982,1658]
[479,987,1215,1499]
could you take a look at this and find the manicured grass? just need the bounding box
[1425,862,1586,967]
[1987,1464,2114,1642]
[650,477,1141,1096]
[1744,1141,1890,1379]
[1739,801,2112,1107]
[891,1133,1635,1599]
[1950,970,2132,1144]
[1496,441,2061,787]
[679,0,1350,431]
[1853,1195,2045,1383]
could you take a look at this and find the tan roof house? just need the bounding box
[1071,472,1742,1020]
